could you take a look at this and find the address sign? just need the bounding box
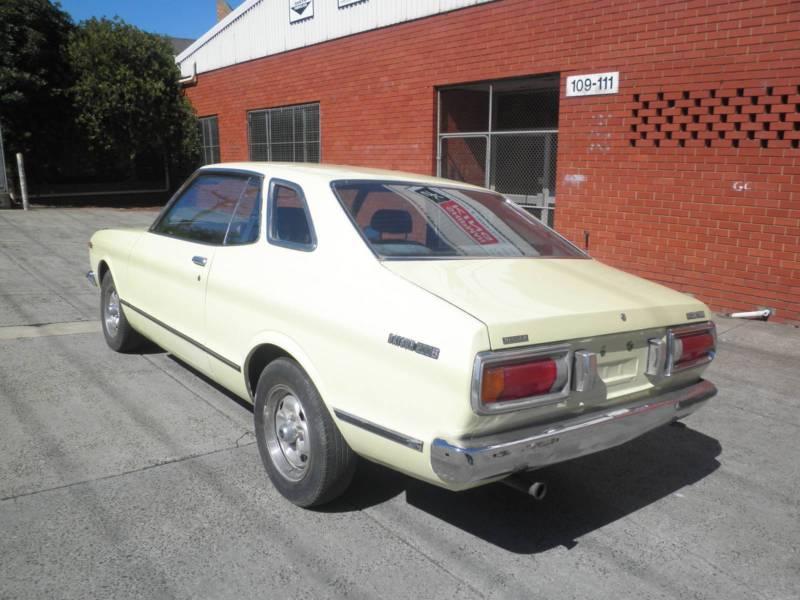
[566,72,619,97]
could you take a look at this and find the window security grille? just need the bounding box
[198,116,221,165]
[247,103,320,163]
[438,75,559,226]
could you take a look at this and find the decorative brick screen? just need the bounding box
[630,85,800,149]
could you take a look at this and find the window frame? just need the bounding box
[149,168,265,247]
[266,178,318,252]
[329,179,589,262]
[198,115,221,165]
[246,102,321,163]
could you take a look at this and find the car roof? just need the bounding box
[198,162,486,190]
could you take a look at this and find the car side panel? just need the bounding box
[89,228,146,301]
[121,233,216,374]
[203,231,489,487]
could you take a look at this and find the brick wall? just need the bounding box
[186,0,800,322]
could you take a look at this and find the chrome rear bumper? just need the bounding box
[431,380,717,485]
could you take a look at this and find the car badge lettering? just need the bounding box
[686,310,705,320]
[528,437,559,450]
[620,312,627,322]
[502,334,529,345]
[388,334,440,360]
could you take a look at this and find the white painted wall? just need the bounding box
[176,0,496,76]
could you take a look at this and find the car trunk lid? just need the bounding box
[384,258,708,403]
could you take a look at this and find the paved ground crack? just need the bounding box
[0,443,253,503]
[141,353,251,430]
[235,431,256,447]
[357,507,487,599]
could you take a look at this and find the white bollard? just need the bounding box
[16,153,29,211]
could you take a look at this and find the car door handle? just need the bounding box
[192,256,208,267]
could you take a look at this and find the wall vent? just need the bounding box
[629,85,800,149]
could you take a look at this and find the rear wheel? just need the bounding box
[100,272,144,352]
[254,358,357,507]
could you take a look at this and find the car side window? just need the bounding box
[268,181,316,250]
[153,173,261,245]
[224,177,261,245]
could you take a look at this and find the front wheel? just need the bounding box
[254,358,357,507]
[100,272,144,352]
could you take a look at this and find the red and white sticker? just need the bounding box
[440,200,498,245]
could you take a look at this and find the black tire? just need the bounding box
[100,272,145,353]
[254,358,357,507]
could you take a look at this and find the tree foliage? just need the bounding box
[67,17,199,178]
[0,0,74,170]
[0,2,199,187]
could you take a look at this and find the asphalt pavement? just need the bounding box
[0,207,798,600]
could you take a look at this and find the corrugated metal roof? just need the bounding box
[176,0,497,76]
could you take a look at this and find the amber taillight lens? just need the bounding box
[481,358,559,404]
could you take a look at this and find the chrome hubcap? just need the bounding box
[268,388,310,479]
[105,289,120,337]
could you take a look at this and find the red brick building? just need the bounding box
[179,0,800,322]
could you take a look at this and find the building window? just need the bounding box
[198,116,221,164]
[247,103,320,163]
[438,75,559,226]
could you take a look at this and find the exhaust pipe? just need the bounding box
[502,475,548,500]
[528,481,547,501]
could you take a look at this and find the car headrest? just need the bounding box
[370,209,412,235]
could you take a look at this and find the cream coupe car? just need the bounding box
[87,163,717,507]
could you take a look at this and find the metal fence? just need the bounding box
[437,76,559,226]
[247,103,320,163]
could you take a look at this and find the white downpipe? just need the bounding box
[178,62,197,87]
[728,309,773,320]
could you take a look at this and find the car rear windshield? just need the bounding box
[331,181,586,259]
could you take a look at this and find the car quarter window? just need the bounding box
[153,173,262,245]
[268,181,315,250]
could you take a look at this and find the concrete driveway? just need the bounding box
[1,207,798,600]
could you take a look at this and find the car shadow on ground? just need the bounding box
[327,423,721,555]
[156,350,721,555]
[145,352,256,413]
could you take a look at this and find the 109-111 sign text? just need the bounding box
[566,72,620,97]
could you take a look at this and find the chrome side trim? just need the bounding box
[431,379,717,485]
[333,409,423,452]
[471,343,572,415]
[119,299,241,373]
[86,270,98,287]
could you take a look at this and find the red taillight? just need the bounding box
[666,322,716,374]
[675,332,715,366]
[482,358,558,404]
